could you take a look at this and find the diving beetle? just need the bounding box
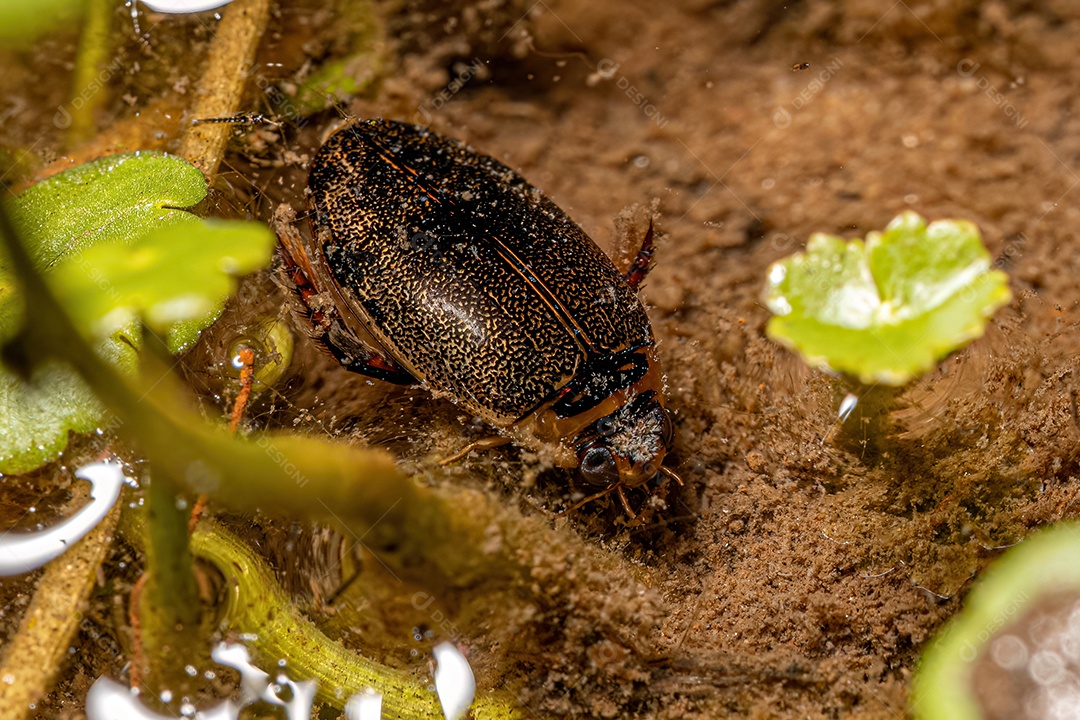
[279,118,678,514]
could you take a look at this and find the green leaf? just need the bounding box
[0,330,137,475]
[0,152,273,474]
[51,220,276,351]
[763,211,1012,386]
[0,0,85,46]
[8,152,207,272]
[286,1,382,115]
[1,152,208,343]
[911,522,1080,720]
[0,152,208,473]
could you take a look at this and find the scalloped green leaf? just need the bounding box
[8,152,206,271]
[51,220,276,347]
[0,152,272,474]
[763,211,1012,386]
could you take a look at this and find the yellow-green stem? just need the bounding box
[67,0,113,146]
[192,520,527,719]
[140,468,203,692]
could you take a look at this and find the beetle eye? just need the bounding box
[579,446,619,485]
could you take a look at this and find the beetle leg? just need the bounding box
[615,485,637,518]
[321,323,417,384]
[277,214,417,385]
[324,568,362,607]
[556,487,609,517]
[439,435,513,465]
[623,218,656,291]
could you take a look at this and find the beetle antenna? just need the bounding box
[659,465,684,486]
[556,483,637,518]
[192,113,279,127]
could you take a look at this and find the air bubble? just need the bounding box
[1029,649,1066,685]
[991,634,1028,671]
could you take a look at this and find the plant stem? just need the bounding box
[833,380,904,456]
[138,467,203,694]
[190,519,527,719]
[67,0,113,146]
[178,0,272,178]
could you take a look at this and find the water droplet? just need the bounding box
[837,394,859,423]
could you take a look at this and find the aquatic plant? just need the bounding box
[0,152,274,473]
[763,211,1011,387]
[911,522,1080,720]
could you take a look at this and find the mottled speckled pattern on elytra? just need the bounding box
[307,119,656,425]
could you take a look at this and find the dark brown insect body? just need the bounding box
[281,119,674,507]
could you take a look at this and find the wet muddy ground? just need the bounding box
[4,0,1080,718]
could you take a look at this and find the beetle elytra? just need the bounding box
[280,118,677,514]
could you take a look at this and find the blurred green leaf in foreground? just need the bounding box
[911,522,1080,720]
[0,0,85,47]
[0,152,274,474]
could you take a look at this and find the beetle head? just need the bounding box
[575,391,673,488]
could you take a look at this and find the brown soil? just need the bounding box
[5,1,1080,718]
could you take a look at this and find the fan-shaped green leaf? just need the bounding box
[51,220,276,346]
[763,212,1012,386]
